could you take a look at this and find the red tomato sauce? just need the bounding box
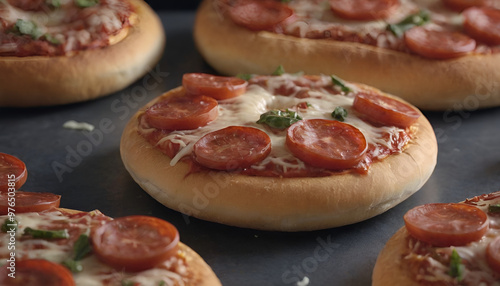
[138,113,413,177]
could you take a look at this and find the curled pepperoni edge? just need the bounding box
[144,93,219,131]
[352,91,421,128]
[91,215,180,272]
[182,73,248,100]
[227,0,295,31]
[403,203,489,247]
[0,191,61,215]
[463,6,500,46]
[404,26,477,59]
[0,152,28,193]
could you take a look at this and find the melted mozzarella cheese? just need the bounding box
[154,74,406,171]
[284,0,418,36]
[0,211,188,286]
[0,0,129,51]
[0,211,73,261]
[405,199,500,285]
[282,0,498,51]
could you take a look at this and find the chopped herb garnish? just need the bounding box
[331,75,351,93]
[14,19,43,39]
[257,109,302,129]
[387,10,431,38]
[158,281,167,286]
[272,65,285,76]
[62,233,91,272]
[62,259,83,272]
[449,249,464,281]
[121,280,135,286]
[74,233,92,260]
[49,0,61,8]
[74,0,99,8]
[43,34,61,45]
[24,227,69,239]
[236,73,253,81]
[331,106,348,122]
[1,219,17,233]
[489,204,500,213]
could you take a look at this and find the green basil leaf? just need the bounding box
[121,280,135,286]
[24,227,69,239]
[73,234,92,260]
[331,75,351,93]
[43,34,61,45]
[449,249,464,281]
[14,19,43,39]
[387,10,430,38]
[257,109,302,129]
[74,0,99,8]
[61,233,91,272]
[331,107,348,122]
[1,218,17,233]
[272,65,285,76]
[62,259,83,272]
[236,73,253,81]
[50,0,61,8]
[488,204,500,213]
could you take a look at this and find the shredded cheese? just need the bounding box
[142,74,409,173]
[0,211,189,285]
[406,197,500,285]
[0,0,132,56]
[63,120,95,132]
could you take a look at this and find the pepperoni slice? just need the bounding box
[486,236,500,272]
[286,119,367,170]
[0,191,61,215]
[145,94,218,130]
[404,203,489,247]
[404,26,476,59]
[183,73,248,100]
[91,215,179,272]
[463,7,500,45]
[353,92,420,128]
[0,152,27,193]
[0,259,75,286]
[228,0,294,31]
[193,126,272,170]
[329,0,400,21]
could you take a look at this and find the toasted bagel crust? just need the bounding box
[372,227,419,286]
[372,192,500,286]
[180,242,222,286]
[194,0,500,111]
[0,0,165,107]
[60,208,221,286]
[120,85,438,231]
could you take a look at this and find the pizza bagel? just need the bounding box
[0,194,221,286]
[373,191,500,286]
[0,154,221,286]
[120,72,438,231]
[0,0,165,107]
[194,0,500,110]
